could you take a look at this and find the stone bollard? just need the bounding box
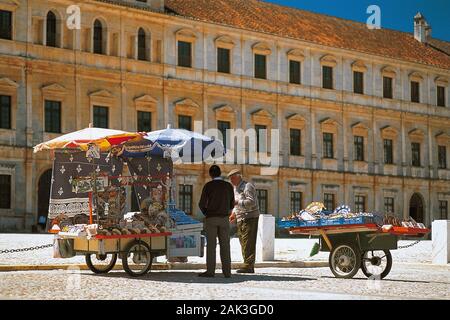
[256,214,275,261]
[432,220,450,265]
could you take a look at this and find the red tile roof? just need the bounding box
[165,0,450,70]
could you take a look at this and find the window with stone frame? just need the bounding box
[254,54,267,80]
[437,86,446,107]
[178,114,192,131]
[411,81,420,103]
[384,197,395,214]
[323,132,334,159]
[353,71,364,94]
[323,193,335,211]
[289,60,301,84]
[46,11,57,47]
[383,76,393,99]
[0,94,11,129]
[178,40,192,68]
[137,111,152,132]
[0,174,11,209]
[354,195,366,213]
[411,142,421,167]
[290,128,301,156]
[217,47,231,74]
[384,139,394,164]
[44,100,61,133]
[0,10,12,40]
[257,189,268,214]
[217,120,231,149]
[322,66,333,89]
[438,145,447,169]
[93,19,104,54]
[354,136,364,161]
[93,105,109,129]
[137,28,147,61]
[179,184,193,215]
[255,124,267,153]
[290,191,302,214]
[439,200,448,220]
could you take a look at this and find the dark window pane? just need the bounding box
[412,142,421,167]
[290,128,301,156]
[290,191,302,214]
[137,28,146,61]
[217,47,230,74]
[353,71,364,94]
[45,100,61,133]
[384,197,394,214]
[217,120,231,149]
[179,184,193,215]
[257,189,268,214]
[354,136,364,161]
[437,86,446,107]
[411,81,420,103]
[93,106,108,128]
[93,20,103,54]
[438,145,447,169]
[0,95,11,129]
[383,76,393,99]
[178,115,192,131]
[322,66,333,89]
[323,193,335,211]
[178,41,192,68]
[254,54,267,79]
[137,111,151,132]
[439,201,448,220]
[323,133,334,159]
[384,139,393,164]
[355,195,366,213]
[0,10,12,40]
[289,60,301,84]
[255,124,267,153]
[46,11,57,47]
[0,174,11,209]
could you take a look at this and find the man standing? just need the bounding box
[198,165,235,278]
[228,169,260,274]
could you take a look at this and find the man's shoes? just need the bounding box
[198,272,215,278]
[236,268,254,274]
[223,273,232,278]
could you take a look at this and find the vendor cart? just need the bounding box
[289,223,430,279]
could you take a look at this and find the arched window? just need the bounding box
[93,19,103,54]
[137,28,146,61]
[46,11,57,47]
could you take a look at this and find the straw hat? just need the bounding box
[227,169,241,178]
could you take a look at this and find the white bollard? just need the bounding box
[257,214,275,261]
[432,220,450,265]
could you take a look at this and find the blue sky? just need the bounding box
[266,0,450,42]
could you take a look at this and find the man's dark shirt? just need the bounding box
[199,179,235,218]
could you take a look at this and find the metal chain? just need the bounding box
[398,240,421,250]
[0,244,53,255]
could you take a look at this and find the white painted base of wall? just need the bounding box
[257,214,275,261]
[432,220,450,265]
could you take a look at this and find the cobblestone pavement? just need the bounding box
[0,264,449,300]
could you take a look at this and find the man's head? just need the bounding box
[209,165,222,179]
[227,169,242,186]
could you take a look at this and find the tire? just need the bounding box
[329,244,361,279]
[85,253,117,274]
[361,250,392,280]
[122,240,153,277]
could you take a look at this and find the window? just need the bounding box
[354,136,364,161]
[411,81,420,103]
[411,142,421,167]
[383,76,393,99]
[257,189,268,214]
[254,54,267,79]
[179,184,193,215]
[255,124,267,153]
[323,133,334,159]
[217,47,231,74]
[323,193,335,211]
[0,10,12,40]
[322,66,333,89]
[290,191,302,214]
[438,145,447,169]
[354,195,366,213]
[289,60,301,84]
[137,111,151,132]
[137,28,146,61]
[45,100,61,133]
[384,139,393,164]
[384,197,394,214]
[0,95,11,129]
[0,174,11,209]
[46,11,57,47]
[178,41,192,68]
[437,86,446,107]
[439,200,448,220]
[93,106,108,129]
[178,115,192,131]
[290,128,301,156]
[217,120,230,149]
[93,19,103,54]
[353,71,364,94]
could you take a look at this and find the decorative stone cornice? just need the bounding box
[351,122,369,137]
[252,42,272,55]
[381,66,397,78]
[408,128,425,142]
[287,49,305,62]
[175,28,197,42]
[320,54,337,67]
[215,35,235,49]
[351,60,367,72]
[380,125,399,139]
[435,76,448,87]
[409,71,424,82]
[174,98,199,116]
[286,113,306,129]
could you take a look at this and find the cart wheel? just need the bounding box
[122,240,153,277]
[85,253,117,274]
[329,244,361,279]
[361,250,392,280]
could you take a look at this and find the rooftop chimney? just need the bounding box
[135,0,164,12]
[414,12,431,43]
